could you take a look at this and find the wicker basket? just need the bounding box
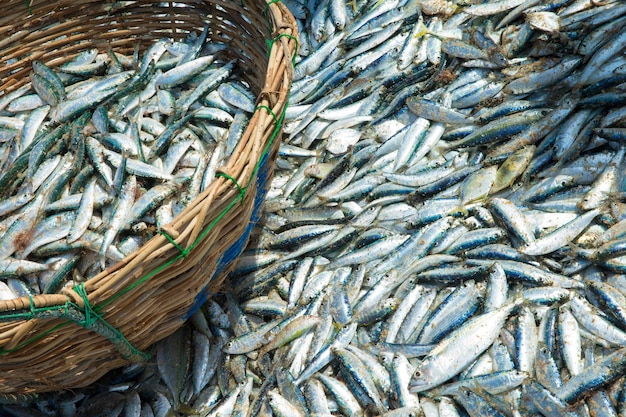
[0,0,297,395]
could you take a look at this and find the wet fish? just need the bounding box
[7,1,626,417]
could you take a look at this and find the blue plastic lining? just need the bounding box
[184,151,272,319]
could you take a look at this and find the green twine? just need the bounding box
[0,11,293,363]
[257,105,278,123]
[159,229,190,259]
[265,34,299,67]
[216,172,246,203]
[22,0,32,15]
[74,283,95,328]
[28,295,35,316]
[263,0,283,18]
[263,0,299,70]
[263,0,286,37]
[73,284,150,361]
[0,284,150,361]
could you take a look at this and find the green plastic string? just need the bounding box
[263,0,284,36]
[263,0,283,18]
[73,283,150,361]
[216,172,246,203]
[159,230,190,259]
[256,105,278,125]
[281,34,300,67]
[22,0,33,15]
[0,287,150,361]
[0,21,293,360]
[28,295,35,316]
[74,283,95,328]
[265,39,273,57]
[263,0,299,70]
[265,34,299,67]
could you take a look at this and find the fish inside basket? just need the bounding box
[0,0,297,395]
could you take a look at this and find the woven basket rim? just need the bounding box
[0,0,298,395]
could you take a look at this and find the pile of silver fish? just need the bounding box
[5,0,626,416]
[0,29,254,297]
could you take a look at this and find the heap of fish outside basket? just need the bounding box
[0,28,256,299]
[6,0,626,416]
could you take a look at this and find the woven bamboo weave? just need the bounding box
[0,0,297,394]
